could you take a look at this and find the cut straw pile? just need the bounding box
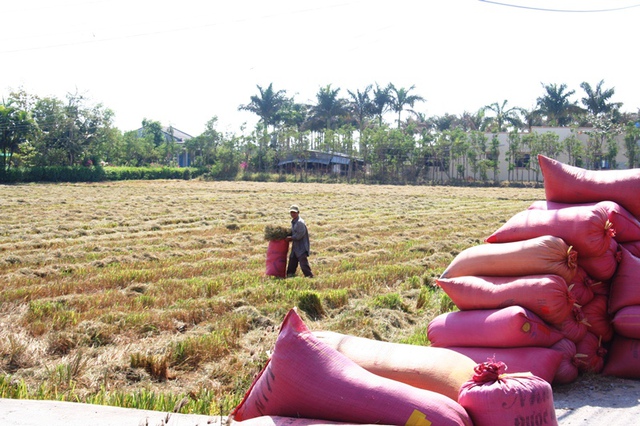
[264,225,290,241]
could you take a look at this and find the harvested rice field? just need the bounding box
[0,180,544,415]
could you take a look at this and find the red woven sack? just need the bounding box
[427,306,564,348]
[458,361,558,426]
[486,205,614,258]
[577,238,620,281]
[538,154,640,219]
[612,305,640,339]
[447,346,562,384]
[568,267,595,306]
[436,274,573,325]
[590,278,610,296]
[265,239,289,278]
[441,235,578,285]
[529,200,640,243]
[312,330,476,401]
[554,305,588,343]
[230,417,393,426]
[574,332,607,374]
[609,245,640,314]
[622,240,640,258]
[550,339,579,385]
[230,308,472,425]
[602,335,640,379]
[581,294,614,342]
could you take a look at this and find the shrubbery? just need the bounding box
[0,166,207,183]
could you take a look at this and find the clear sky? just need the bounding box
[2,0,639,136]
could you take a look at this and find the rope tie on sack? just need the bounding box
[472,360,507,383]
[604,220,616,238]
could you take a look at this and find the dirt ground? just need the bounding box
[1,374,638,425]
[552,374,640,425]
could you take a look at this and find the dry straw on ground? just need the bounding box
[0,180,544,414]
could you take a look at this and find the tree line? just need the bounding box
[1,80,639,184]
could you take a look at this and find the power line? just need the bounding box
[478,0,640,12]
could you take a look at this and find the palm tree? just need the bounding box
[371,83,393,127]
[460,109,487,132]
[483,100,523,132]
[347,85,373,137]
[536,83,583,127]
[580,80,622,117]
[308,84,348,131]
[389,84,425,128]
[238,83,288,133]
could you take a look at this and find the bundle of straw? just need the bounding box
[264,225,291,241]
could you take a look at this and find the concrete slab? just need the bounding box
[0,398,225,426]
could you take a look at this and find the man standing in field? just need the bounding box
[286,205,313,278]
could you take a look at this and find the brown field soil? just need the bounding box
[1,180,638,421]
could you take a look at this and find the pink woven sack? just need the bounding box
[554,305,588,343]
[312,330,476,401]
[538,154,640,219]
[486,205,614,258]
[447,346,563,384]
[427,306,565,348]
[230,417,393,426]
[550,339,579,385]
[265,239,289,278]
[574,332,607,374]
[577,238,620,281]
[436,274,573,325]
[602,335,640,379]
[612,305,640,339]
[568,267,595,306]
[440,235,578,285]
[622,240,640,258]
[608,245,640,314]
[230,308,472,425]
[529,199,640,243]
[458,361,558,426]
[581,294,614,342]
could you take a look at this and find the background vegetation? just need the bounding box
[0,180,544,415]
[2,80,639,186]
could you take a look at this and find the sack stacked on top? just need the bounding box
[431,155,640,384]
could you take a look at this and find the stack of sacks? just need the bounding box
[431,234,579,384]
[230,308,473,426]
[537,155,640,380]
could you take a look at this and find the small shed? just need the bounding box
[277,150,364,175]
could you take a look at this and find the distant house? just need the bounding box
[136,126,194,167]
[277,150,364,175]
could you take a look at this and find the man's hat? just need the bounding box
[289,205,300,213]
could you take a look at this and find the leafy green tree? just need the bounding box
[483,100,523,132]
[31,96,68,165]
[563,129,585,167]
[489,134,500,181]
[185,117,222,166]
[536,83,583,126]
[623,123,640,169]
[389,84,425,128]
[583,113,622,169]
[506,130,521,181]
[0,100,37,170]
